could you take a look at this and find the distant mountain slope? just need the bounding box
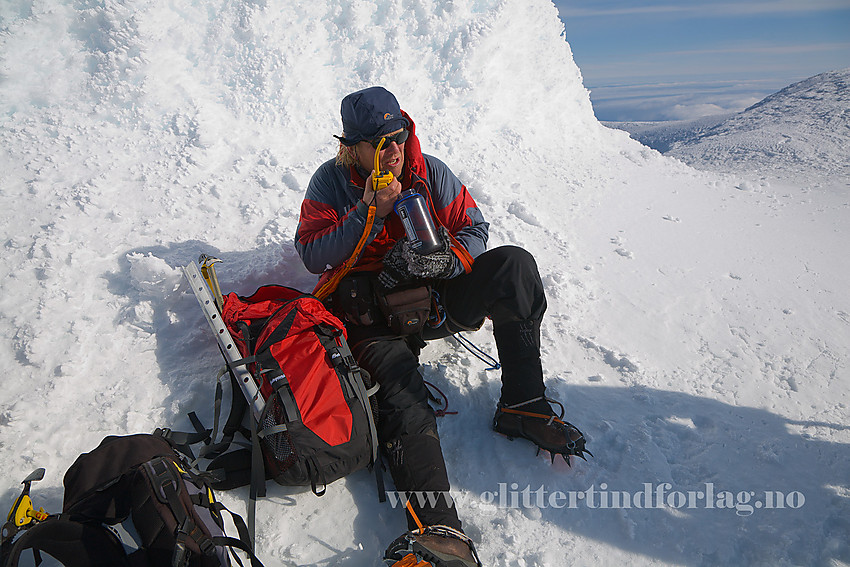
[610,68,850,177]
[604,114,732,154]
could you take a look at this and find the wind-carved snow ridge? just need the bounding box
[1,0,849,566]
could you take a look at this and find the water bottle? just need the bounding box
[394,188,442,255]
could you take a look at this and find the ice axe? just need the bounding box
[2,468,49,545]
[199,254,224,313]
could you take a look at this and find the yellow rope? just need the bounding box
[315,137,391,301]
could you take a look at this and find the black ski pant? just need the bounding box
[346,245,548,531]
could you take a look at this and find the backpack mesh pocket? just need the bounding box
[262,396,297,471]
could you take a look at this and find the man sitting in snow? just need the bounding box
[295,86,589,566]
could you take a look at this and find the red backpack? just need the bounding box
[169,268,381,541]
[219,285,379,493]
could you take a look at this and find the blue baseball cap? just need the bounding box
[335,87,410,146]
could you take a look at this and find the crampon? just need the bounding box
[493,396,592,464]
[384,525,482,567]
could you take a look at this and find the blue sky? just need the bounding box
[553,0,850,121]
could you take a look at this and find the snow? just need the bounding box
[1,1,848,566]
[608,68,850,180]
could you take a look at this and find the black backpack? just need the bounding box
[1,515,130,567]
[2,433,263,567]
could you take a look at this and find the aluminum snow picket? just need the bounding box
[182,261,265,421]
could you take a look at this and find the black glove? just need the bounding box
[405,226,456,278]
[378,227,457,289]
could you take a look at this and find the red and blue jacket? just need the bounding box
[295,113,489,285]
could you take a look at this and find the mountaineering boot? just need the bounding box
[493,397,591,463]
[384,525,482,567]
[382,436,480,566]
[492,319,591,462]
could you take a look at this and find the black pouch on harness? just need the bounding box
[329,274,381,326]
[377,285,432,336]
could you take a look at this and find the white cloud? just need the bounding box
[589,83,769,121]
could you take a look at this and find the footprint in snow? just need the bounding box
[507,201,542,227]
[610,235,632,258]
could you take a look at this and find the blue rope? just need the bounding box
[429,290,500,370]
[451,333,501,371]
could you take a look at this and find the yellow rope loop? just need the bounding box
[315,135,390,301]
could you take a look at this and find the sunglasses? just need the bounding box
[368,129,409,149]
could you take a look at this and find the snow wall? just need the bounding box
[0,0,629,445]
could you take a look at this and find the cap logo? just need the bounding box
[384,112,394,120]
